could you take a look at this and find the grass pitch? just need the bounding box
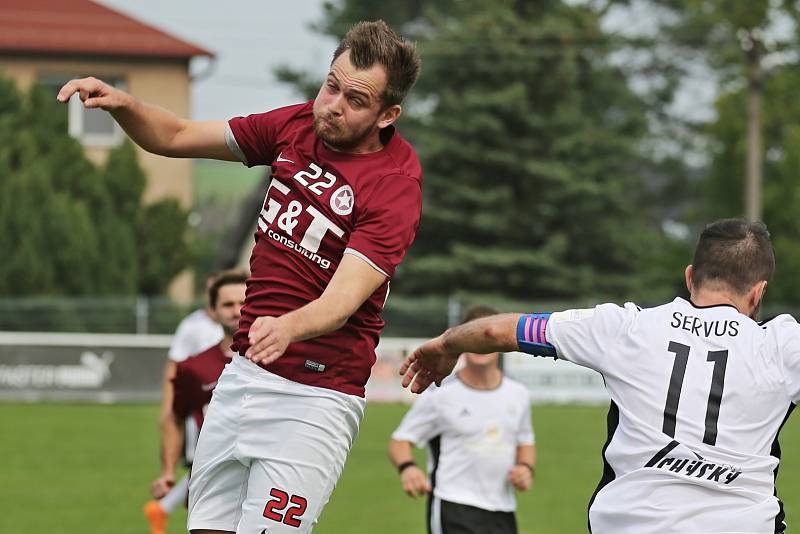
[1,403,798,533]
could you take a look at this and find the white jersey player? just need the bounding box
[389,305,535,534]
[168,308,224,363]
[400,219,799,533]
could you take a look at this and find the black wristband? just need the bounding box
[397,461,417,474]
[517,462,535,476]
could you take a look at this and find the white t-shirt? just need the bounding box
[392,375,534,512]
[545,297,800,533]
[168,309,223,362]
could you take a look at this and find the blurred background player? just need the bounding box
[167,272,224,363]
[401,219,800,533]
[389,305,535,534]
[144,270,247,534]
[59,19,423,533]
[145,272,224,532]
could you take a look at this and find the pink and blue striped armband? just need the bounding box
[516,313,557,358]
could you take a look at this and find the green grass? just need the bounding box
[1,403,798,533]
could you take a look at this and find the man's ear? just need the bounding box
[684,265,694,294]
[752,281,768,307]
[377,104,402,129]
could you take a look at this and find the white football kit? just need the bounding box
[187,356,365,533]
[526,297,799,533]
[392,375,534,516]
[168,308,224,363]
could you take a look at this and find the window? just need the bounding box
[38,74,126,147]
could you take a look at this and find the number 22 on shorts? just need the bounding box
[263,487,308,528]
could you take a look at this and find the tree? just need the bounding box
[0,77,189,296]
[280,0,684,302]
[646,0,800,221]
[703,67,800,304]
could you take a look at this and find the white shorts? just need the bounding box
[187,356,365,533]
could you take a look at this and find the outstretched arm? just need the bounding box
[400,314,521,393]
[57,77,237,161]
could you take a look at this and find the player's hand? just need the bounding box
[399,335,459,393]
[150,474,176,499]
[508,464,533,491]
[246,316,292,365]
[56,77,130,110]
[400,465,431,498]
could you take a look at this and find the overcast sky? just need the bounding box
[98,0,336,121]
[98,0,722,125]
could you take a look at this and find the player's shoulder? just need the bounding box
[759,313,800,346]
[552,301,640,326]
[380,128,422,183]
[175,308,207,330]
[500,375,530,398]
[636,296,730,320]
[417,376,458,401]
[760,313,798,329]
[436,374,462,392]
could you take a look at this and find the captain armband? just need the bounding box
[516,313,557,359]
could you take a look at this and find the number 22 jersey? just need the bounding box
[543,297,800,533]
[224,101,422,397]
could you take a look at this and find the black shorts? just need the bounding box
[427,497,518,534]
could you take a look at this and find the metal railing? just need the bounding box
[0,295,795,337]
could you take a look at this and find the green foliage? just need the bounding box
[701,68,800,304]
[136,199,190,296]
[645,0,782,79]
[0,76,189,296]
[290,0,680,301]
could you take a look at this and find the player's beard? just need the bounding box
[313,112,376,151]
[222,320,238,338]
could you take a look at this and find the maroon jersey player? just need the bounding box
[59,20,422,534]
[227,99,421,395]
[145,271,246,534]
[171,345,228,440]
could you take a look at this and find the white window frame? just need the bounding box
[67,78,127,147]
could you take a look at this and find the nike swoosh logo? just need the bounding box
[276,151,294,164]
[201,382,217,392]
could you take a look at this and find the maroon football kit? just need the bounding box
[227,101,423,397]
[172,345,230,430]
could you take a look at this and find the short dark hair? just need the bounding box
[692,219,774,295]
[332,20,421,108]
[461,304,499,325]
[208,269,248,308]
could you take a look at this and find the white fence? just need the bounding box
[0,333,608,404]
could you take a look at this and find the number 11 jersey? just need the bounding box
[545,297,800,533]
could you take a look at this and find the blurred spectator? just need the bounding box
[144,271,245,534]
[388,305,535,534]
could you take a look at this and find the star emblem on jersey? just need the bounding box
[330,185,354,215]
